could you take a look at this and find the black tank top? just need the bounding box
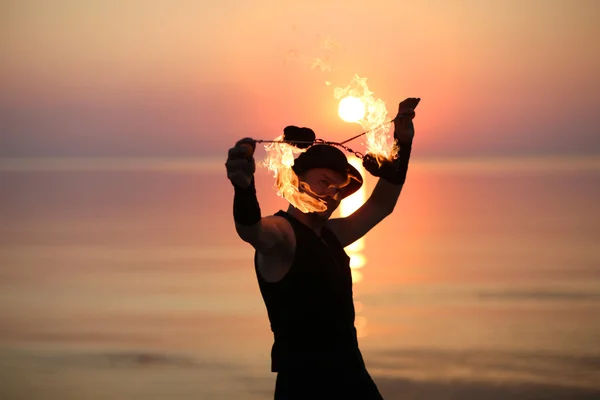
[254,210,365,372]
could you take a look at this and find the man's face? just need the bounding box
[298,168,349,219]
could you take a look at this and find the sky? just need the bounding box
[1,0,599,158]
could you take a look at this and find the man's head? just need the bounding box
[292,144,363,219]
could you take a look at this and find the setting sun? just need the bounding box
[338,96,366,123]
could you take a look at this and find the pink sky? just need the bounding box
[1,0,599,157]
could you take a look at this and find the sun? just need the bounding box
[338,96,365,123]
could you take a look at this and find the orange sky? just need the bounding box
[1,0,599,157]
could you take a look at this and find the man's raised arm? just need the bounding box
[327,98,420,247]
[226,138,288,253]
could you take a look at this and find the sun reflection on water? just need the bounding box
[339,156,369,337]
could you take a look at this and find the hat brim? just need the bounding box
[340,163,363,199]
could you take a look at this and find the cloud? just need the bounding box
[38,350,241,371]
[321,38,342,51]
[310,58,332,72]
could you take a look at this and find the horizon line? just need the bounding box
[1,154,599,173]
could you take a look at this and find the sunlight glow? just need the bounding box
[338,96,366,123]
[341,156,367,253]
[349,254,366,269]
[341,156,367,283]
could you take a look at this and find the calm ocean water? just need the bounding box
[1,156,599,399]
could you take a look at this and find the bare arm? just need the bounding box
[327,178,402,247]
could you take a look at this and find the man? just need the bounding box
[225,98,420,399]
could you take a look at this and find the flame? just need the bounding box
[261,135,327,213]
[261,74,395,212]
[334,74,397,163]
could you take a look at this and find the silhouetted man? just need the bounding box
[226,98,420,399]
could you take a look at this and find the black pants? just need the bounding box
[274,367,384,400]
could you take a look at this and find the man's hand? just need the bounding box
[394,97,420,145]
[226,137,256,188]
[362,97,420,185]
[362,154,397,181]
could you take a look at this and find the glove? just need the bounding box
[362,145,411,185]
[226,138,262,226]
[225,137,256,188]
[393,97,420,145]
[362,98,420,185]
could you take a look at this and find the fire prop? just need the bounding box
[334,75,396,162]
[261,135,329,213]
[258,75,397,212]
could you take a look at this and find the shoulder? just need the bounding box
[263,214,293,234]
[256,215,297,281]
[261,214,296,252]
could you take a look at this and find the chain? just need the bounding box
[314,139,365,159]
[255,139,315,145]
[255,138,365,159]
[254,119,400,160]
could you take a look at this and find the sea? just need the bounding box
[1,155,599,399]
